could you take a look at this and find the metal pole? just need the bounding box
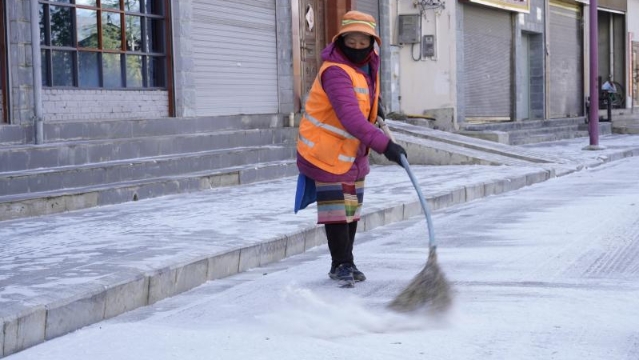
[588,0,599,146]
[30,0,43,144]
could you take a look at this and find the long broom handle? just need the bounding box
[377,117,437,250]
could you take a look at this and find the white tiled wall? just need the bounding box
[42,89,169,121]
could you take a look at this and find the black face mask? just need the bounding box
[337,37,374,65]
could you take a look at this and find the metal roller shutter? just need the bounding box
[549,1,583,118]
[355,0,379,24]
[463,4,512,119]
[355,0,380,70]
[192,0,278,116]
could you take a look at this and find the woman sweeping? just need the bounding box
[295,10,407,288]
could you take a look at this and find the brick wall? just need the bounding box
[42,89,169,121]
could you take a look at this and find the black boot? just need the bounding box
[348,221,366,282]
[325,223,351,272]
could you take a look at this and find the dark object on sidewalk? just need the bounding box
[377,117,452,313]
[585,95,611,123]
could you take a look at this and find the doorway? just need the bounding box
[597,10,626,108]
[297,0,326,111]
[519,33,531,120]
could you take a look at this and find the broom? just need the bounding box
[377,117,452,312]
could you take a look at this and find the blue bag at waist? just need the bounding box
[294,173,317,213]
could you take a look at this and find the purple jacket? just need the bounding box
[297,43,391,183]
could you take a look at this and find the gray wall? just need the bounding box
[6,0,35,125]
[275,0,294,115]
[171,0,197,118]
[379,0,392,112]
[456,0,466,123]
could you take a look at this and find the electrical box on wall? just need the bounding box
[422,35,435,57]
[398,14,420,44]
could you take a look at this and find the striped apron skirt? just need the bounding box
[315,179,365,224]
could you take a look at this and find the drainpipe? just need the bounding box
[588,0,599,146]
[430,10,439,61]
[2,2,11,123]
[30,0,43,144]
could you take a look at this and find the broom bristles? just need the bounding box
[388,247,452,313]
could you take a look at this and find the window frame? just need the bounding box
[39,0,170,90]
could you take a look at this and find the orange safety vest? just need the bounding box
[297,61,380,175]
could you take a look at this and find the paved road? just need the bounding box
[8,157,639,360]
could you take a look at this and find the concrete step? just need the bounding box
[0,125,33,146]
[612,124,639,134]
[508,124,581,137]
[373,123,539,166]
[508,122,611,146]
[509,130,589,146]
[461,117,584,132]
[457,117,613,145]
[43,116,286,142]
[385,120,564,164]
[577,122,613,133]
[0,159,298,221]
[0,127,297,172]
[0,144,296,197]
[391,133,535,165]
[608,108,639,134]
[0,115,298,221]
[0,115,285,145]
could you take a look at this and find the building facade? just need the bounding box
[1,0,296,140]
[0,0,385,144]
[389,0,631,130]
[0,0,634,145]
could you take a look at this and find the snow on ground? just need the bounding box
[7,157,639,360]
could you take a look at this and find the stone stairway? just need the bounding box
[456,117,612,145]
[373,119,581,168]
[0,116,298,221]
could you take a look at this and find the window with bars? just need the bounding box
[39,0,168,89]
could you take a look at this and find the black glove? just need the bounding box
[383,141,407,167]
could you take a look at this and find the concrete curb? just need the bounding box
[2,147,638,357]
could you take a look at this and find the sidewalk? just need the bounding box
[2,134,639,357]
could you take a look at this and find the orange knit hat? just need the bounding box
[332,11,381,46]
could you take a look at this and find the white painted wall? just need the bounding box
[629,0,639,39]
[390,1,457,124]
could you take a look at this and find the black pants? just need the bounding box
[325,221,358,268]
